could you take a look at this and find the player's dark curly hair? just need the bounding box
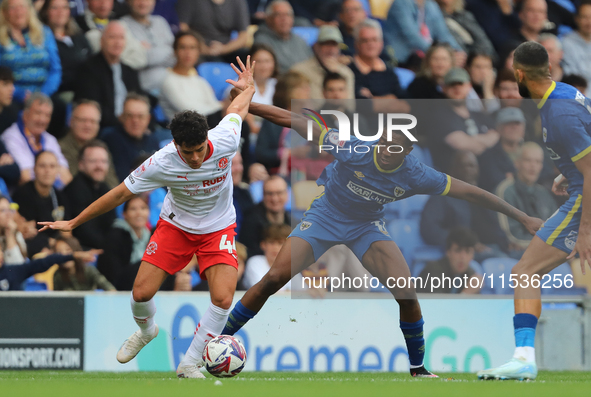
[513,41,549,80]
[168,110,209,147]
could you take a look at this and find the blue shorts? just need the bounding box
[536,194,582,254]
[289,195,392,261]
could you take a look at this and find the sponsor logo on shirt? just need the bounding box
[346,181,394,205]
[229,117,240,126]
[217,157,229,171]
[146,242,158,255]
[183,184,200,196]
[128,175,135,184]
[177,172,189,181]
[354,171,365,179]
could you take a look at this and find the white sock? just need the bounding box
[513,346,536,363]
[181,302,231,366]
[130,292,157,337]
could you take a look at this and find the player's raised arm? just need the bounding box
[247,102,324,142]
[38,182,135,232]
[446,177,544,235]
[225,56,256,121]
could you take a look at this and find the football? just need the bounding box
[202,335,247,378]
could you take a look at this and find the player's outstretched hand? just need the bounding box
[73,249,104,263]
[521,216,544,235]
[567,233,591,274]
[226,55,256,91]
[37,220,74,233]
[552,174,569,196]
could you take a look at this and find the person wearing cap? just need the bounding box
[496,142,557,252]
[290,25,355,100]
[426,67,497,173]
[478,107,526,192]
[253,0,313,73]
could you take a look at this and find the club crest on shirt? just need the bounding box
[146,242,158,255]
[542,127,547,143]
[394,186,405,197]
[217,157,229,170]
[300,221,312,231]
[565,230,578,251]
[354,171,365,179]
[328,131,339,145]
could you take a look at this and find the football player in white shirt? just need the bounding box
[38,57,257,378]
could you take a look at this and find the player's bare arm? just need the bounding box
[225,56,256,121]
[248,102,324,142]
[38,182,135,232]
[566,152,591,272]
[446,177,544,235]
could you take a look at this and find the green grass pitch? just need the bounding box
[1,371,591,397]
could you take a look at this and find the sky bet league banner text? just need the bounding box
[84,293,514,373]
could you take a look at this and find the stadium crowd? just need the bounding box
[0,0,589,295]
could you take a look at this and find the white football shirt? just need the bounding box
[124,113,242,234]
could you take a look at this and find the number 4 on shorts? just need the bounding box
[219,234,236,253]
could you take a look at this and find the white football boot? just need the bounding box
[116,325,159,363]
[176,362,206,379]
[477,358,537,380]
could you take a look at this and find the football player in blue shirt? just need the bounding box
[478,41,591,380]
[222,85,543,378]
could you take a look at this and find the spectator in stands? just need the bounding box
[0,243,101,291]
[39,0,92,94]
[426,68,498,172]
[253,0,313,73]
[349,19,408,113]
[562,74,588,93]
[238,175,290,257]
[0,195,26,264]
[233,151,254,237]
[1,93,71,185]
[120,0,175,94]
[516,0,549,42]
[291,25,355,100]
[53,235,114,291]
[0,0,62,104]
[242,223,292,290]
[63,140,116,249]
[176,0,249,61]
[538,33,563,83]
[406,42,454,99]
[465,0,521,53]
[478,107,525,192]
[0,67,18,134]
[496,142,557,251]
[465,52,498,113]
[245,43,279,134]
[76,0,147,70]
[338,0,367,56]
[154,0,180,33]
[255,71,310,174]
[74,21,144,129]
[97,195,151,290]
[159,31,222,125]
[420,150,509,261]
[103,94,159,181]
[436,0,496,61]
[418,227,482,294]
[12,151,69,255]
[561,0,591,96]
[58,100,118,188]
[383,0,465,68]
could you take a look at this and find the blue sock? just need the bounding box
[514,313,538,347]
[221,300,257,335]
[400,317,425,367]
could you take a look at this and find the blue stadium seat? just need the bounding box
[394,67,416,90]
[292,27,319,46]
[384,195,429,221]
[197,62,237,100]
[23,277,48,291]
[359,0,371,14]
[481,257,518,295]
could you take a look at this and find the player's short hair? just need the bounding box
[169,110,209,147]
[445,227,478,251]
[0,66,13,82]
[78,140,109,162]
[262,223,291,242]
[513,41,550,80]
[562,74,588,90]
[494,68,517,88]
[323,72,346,89]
